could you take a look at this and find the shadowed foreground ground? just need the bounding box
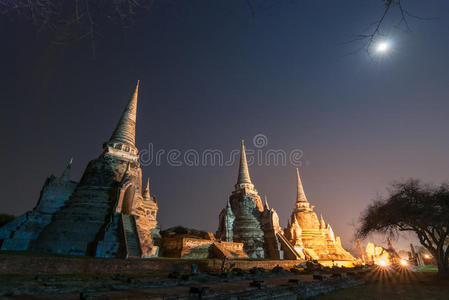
[312,268,449,300]
[0,258,447,300]
[0,270,362,299]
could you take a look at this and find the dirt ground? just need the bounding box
[312,268,449,300]
[0,272,358,300]
[1,264,446,300]
[0,274,312,300]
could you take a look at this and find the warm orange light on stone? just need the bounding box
[283,168,356,263]
[377,259,388,267]
[366,242,392,266]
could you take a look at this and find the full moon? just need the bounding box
[375,41,390,53]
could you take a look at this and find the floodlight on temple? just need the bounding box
[377,259,388,267]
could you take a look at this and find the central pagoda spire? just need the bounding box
[143,178,151,201]
[109,81,139,147]
[296,168,308,203]
[237,140,251,184]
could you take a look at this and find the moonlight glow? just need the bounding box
[375,41,390,53]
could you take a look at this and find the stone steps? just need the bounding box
[276,232,303,260]
[122,215,141,258]
[211,242,248,259]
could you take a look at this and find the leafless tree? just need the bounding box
[0,0,157,57]
[346,0,436,54]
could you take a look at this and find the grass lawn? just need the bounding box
[416,266,438,272]
[312,267,449,300]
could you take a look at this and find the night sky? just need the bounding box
[1,1,449,251]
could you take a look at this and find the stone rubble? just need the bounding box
[0,266,367,299]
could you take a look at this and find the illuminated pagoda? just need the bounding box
[216,141,300,259]
[284,168,354,262]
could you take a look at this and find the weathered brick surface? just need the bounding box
[0,253,306,275]
[161,236,247,259]
[284,169,356,262]
[24,83,159,259]
[216,141,286,259]
[0,166,77,251]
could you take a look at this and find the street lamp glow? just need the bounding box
[400,259,408,266]
[375,41,390,53]
[377,259,388,267]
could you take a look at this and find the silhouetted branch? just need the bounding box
[346,0,435,55]
[0,0,154,57]
[1,1,438,58]
[245,0,256,17]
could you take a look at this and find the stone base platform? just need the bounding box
[0,252,307,275]
[0,253,358,276]
[0,252,366,299]
[318,259,358,268]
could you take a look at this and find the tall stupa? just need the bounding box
[216,141,300,259]
[0,82,160,258]
[283,168,354,261]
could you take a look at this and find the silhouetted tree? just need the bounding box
[0,0,156,57]
[0,214,15,227]
[357,179,449,275]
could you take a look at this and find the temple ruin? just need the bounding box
[216,141,300,259]
[284,168,354,262]
[0,159,77,251]
[0,82,160,258]
[0,82,355,264]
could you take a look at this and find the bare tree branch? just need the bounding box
[345,0,436,55]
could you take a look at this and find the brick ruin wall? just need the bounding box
[0,253,309,275]
[161,236,248,259]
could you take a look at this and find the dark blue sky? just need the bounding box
[1,0,448,250]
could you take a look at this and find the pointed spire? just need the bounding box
[296,168,308,203]
[60,158,73,181]
[237,140,252,184]
[320,214,326,229]
[264,195,270,210]
[328,225,335,241]
[109,81,139,147]
[143,178,151,201]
